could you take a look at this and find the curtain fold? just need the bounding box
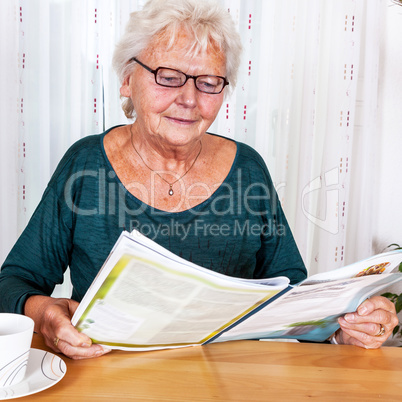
[0,0,381,295]
[0,0,19,261]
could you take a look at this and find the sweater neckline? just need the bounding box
[99,126,240,216]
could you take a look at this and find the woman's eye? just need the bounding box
[157,70,184,86]
[197,77,220,91]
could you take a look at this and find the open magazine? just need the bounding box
[71,230,402,351]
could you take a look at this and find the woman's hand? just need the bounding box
[24,295,111,359]
[334,296,399,348]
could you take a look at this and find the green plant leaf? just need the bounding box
[393,325,400,337]
[395,294,402,314]
[382,292,397,302]
[386,243,402,250]
[399,262,402,273]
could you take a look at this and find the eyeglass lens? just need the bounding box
[156,68,225,94]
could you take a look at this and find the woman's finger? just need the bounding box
[357,295,397,316]
[56,338,111,360]
[339,326,385,349]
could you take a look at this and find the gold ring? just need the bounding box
[54,337,60,347]
[375,324,385,337]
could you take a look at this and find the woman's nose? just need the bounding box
[176,78,198,107]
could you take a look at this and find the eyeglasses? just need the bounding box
[130,57,229,94]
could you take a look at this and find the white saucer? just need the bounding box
[0,348,66,400]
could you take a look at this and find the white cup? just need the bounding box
[0,314,34,388]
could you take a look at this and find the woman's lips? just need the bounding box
[166,116,197,124]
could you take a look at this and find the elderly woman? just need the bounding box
[0,0,397,359]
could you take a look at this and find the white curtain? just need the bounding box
[0,0,382,297]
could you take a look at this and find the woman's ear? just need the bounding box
[120,75,131,97]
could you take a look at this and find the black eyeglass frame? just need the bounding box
[130,57,229,94]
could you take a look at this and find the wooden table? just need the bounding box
[20,334,402,401]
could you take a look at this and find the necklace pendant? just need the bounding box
[168,187,174,196]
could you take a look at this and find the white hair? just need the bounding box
[112,0,242,119]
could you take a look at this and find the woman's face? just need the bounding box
[120,30,226,148]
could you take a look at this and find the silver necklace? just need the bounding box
[130,126,203,196]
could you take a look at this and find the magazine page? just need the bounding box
[71,232,129,323]
[215,272,402,343]
[128,229,288,287]
[300,250,402,286]
[72,231,289,351]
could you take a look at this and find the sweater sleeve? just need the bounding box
[0,186,72,313]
